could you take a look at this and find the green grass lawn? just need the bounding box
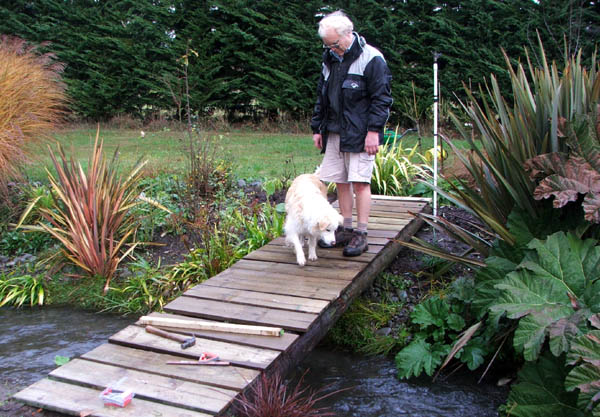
[23,126,468,183]
[24,127,324,182]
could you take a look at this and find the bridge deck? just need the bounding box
[14,196,430,416]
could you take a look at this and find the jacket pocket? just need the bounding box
[342,77,367,103]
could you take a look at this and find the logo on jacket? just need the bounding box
[351,82,359,89]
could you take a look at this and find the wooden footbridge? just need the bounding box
[14,196,430,417]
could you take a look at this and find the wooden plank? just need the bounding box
[243,248,374,265]
[49,358,235,415]
[13,378,212,417]
[164,296,317,332]
[231,259,358,280]
[204,269,348,293]
[351,216,411,226]
[182,285,328,314]
[139,315,284,336]
[269,235,391,247]
[253,244,381,261]
[141,312,299,351]
[199,276,342,300]
[262,240,384,255]
[82,343,257,391]
[109,325,280,370]
[372,195,430,202]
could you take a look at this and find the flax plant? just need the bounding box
[372,131,432,196]
[0,36,65,195]
[435,38,600,250]
[17,129,147,294]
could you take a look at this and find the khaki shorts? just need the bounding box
[319,133,375,183]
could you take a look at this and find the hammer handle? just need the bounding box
[146,325,188,343]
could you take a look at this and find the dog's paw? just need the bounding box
[296,255,306,266]
[308,253,318,261]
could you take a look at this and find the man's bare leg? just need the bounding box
[352,182,371,227]
[336,182,353,220]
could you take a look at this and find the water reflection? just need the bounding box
[293,348,508,417]
[0,307,134,387]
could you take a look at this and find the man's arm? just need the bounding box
[365,56,393,135]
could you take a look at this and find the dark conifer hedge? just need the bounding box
[1,0,598,124]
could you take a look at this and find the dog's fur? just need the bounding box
[284,173,343,266]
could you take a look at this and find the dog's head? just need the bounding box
[317,212,344,246]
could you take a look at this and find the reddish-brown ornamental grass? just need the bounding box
[234,370,346,417]
[0,35,66,193]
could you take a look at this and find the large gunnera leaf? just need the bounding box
[503,353,584,417]
[525,114,600,223]
[565,329,600,416]
[394,338,448,378]
[491,231,600,361]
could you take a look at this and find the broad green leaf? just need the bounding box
[567,330,600,367]
[410,296,448,329]
[548,310,589,357]
[395,339,448,379]
[504,354,583,417]
[523,232,600,298]
[565,363,600,415]
[492,269,572,319]
[446,313,466,332]
[566,330,600,415]
[513,307,573,361]
[460,343,486,371]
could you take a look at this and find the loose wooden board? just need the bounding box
[13,378,212,417]
[109,326,280,370]
[82,343,258,391]
[49,358,236,415]
[164,296,317,332]
[183,285,328,314]
[140,312,299,351]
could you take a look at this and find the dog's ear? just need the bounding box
[318,219,329,231]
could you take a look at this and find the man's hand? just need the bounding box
[313,133,323,149]
[365,131,380,155]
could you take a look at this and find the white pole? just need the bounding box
[433,53,440,217]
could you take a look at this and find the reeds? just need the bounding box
[0,35,66,194]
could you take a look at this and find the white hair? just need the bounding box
[318,11,353,38]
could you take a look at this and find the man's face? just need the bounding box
[322,27,352,55]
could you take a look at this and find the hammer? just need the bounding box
[145,325,196,349]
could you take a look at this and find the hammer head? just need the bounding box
[181,335,196,349]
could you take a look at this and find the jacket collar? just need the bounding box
[323,32,365,66]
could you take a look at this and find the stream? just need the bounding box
[1,307,507,416]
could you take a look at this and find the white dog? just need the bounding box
[284,173,343,266]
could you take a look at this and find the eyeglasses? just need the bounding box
[322,38,342,49]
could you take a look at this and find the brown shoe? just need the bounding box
[343,230,368,257]
[318,226,354,248]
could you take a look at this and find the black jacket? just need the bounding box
[310,33,393,153]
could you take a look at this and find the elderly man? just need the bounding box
[311,10,393,256]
